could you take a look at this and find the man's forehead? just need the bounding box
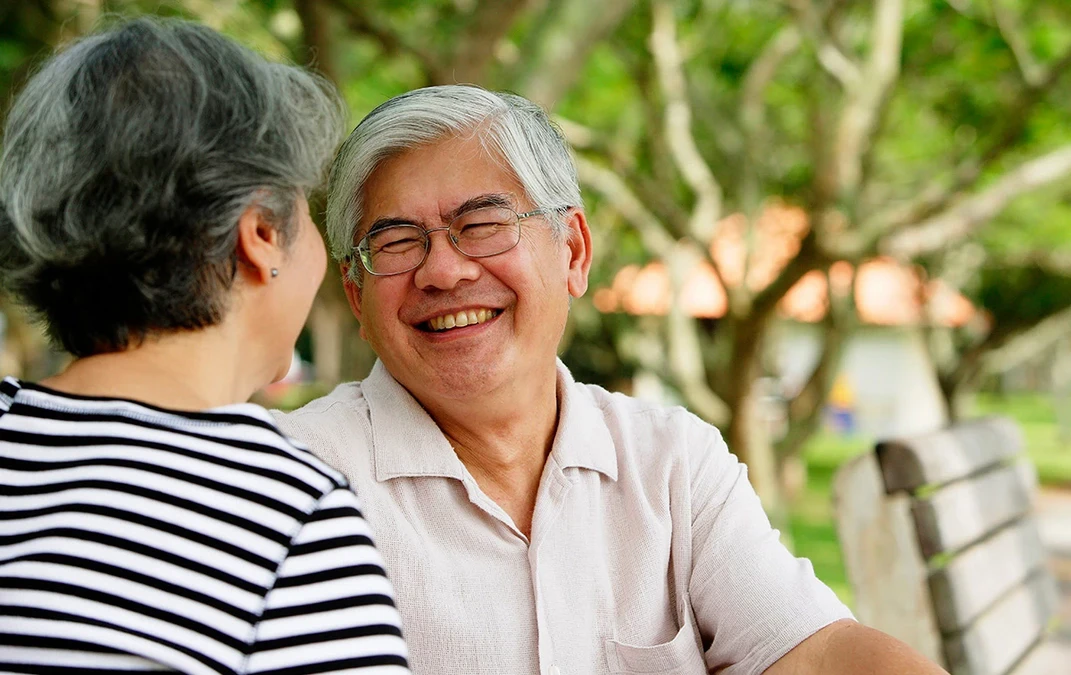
[357,139,527,230]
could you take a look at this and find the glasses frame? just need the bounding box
[352,206,552,277]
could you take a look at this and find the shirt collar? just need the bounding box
[548,360,618,481]
[364,360,466,482]
[363,359,618,482]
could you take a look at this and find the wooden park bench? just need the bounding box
[832,417,1065,675]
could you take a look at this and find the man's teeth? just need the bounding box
[428,309,497,331]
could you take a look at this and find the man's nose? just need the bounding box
[413,227,481,290]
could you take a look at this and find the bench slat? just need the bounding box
[944,571,1060,675]
[878,418,1023,493]
[832,453,945,664]
[930,517,1048,633]
[1007,638,1071,675]
[913,460,1037,559]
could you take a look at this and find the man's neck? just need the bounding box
[417,366,561,537]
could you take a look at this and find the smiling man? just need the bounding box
[275,85,946,675]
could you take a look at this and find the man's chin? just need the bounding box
[402,362,507,401]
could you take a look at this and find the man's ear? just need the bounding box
[236,204,282,283]
[563,208,593,299]
[340,261,369,341]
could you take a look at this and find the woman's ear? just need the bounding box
[236,205,282,284]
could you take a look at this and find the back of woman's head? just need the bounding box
[0,17,344,357]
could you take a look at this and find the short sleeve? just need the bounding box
[244,488,410,674]
[687,431,853,675]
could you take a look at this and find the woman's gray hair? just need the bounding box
[326,85,582,284]
[0,17,344,357]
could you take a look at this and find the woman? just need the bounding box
[0,18,409,674]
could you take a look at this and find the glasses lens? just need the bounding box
[361,225,427,274]
[451,207,520,257]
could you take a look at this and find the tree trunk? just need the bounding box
[308,298,346,386]
[723,323,787,541]
[513,0,637,108]
[1053,336,1071,444]
[938,371,975,423]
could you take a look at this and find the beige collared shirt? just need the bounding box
[274,360,851,675]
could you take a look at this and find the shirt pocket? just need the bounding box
[604,596,707,675]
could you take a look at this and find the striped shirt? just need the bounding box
[0,377,410,674]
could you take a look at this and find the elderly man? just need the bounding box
[276,85,945,675]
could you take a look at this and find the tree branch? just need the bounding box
[883,144,1071,258]
[990,0,1043,87]
[982,305,1071,374]
[749,228,826,324]
[514,0,637,108]
[328,0,442,83]
[776,275,853,459]
[740,25,803,211]
[609,38,681,204]
[449,0,530,83]
[787,0,861,88]
[294,0,338,83]
[569,147,731,425]
[666,246,732,426]
[989,249,1071,276]
[741,26,802,142]
[862,44,1071,240]
[556,114,693,239]
[832,0,903,197]
[572,154,679,259]
[650,0,723,246]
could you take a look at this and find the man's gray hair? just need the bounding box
[325,85,582,284]
[0,17,344,357]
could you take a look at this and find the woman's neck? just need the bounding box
[40,323,265,411]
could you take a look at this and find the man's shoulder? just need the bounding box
[575,379,714,433]
[278,381,368,421]
[569,379,726,461]
[272,381,372,446]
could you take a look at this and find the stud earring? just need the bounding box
[270,268,279,278]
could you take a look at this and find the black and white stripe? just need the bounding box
[0,378,409,674]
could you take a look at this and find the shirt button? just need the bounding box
[549,667,561,675]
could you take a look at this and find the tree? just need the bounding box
[550,0,1071,510]
[922,195,1071,418]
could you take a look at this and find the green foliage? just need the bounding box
[974,392,1071,484]
[971,264,1071,329]
[789,460,853,606]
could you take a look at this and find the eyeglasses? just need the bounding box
[353,206,551,277]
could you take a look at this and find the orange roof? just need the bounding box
[594,204,976,328]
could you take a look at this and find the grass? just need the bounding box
[788,393,1071,608]
[974,392,1071,487]
[789,433,869,607]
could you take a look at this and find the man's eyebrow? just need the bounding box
[365,216,419,235]
[357,193,514,240]
[445,193,513,221]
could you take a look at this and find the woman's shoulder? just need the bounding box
[0,376,22,416]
